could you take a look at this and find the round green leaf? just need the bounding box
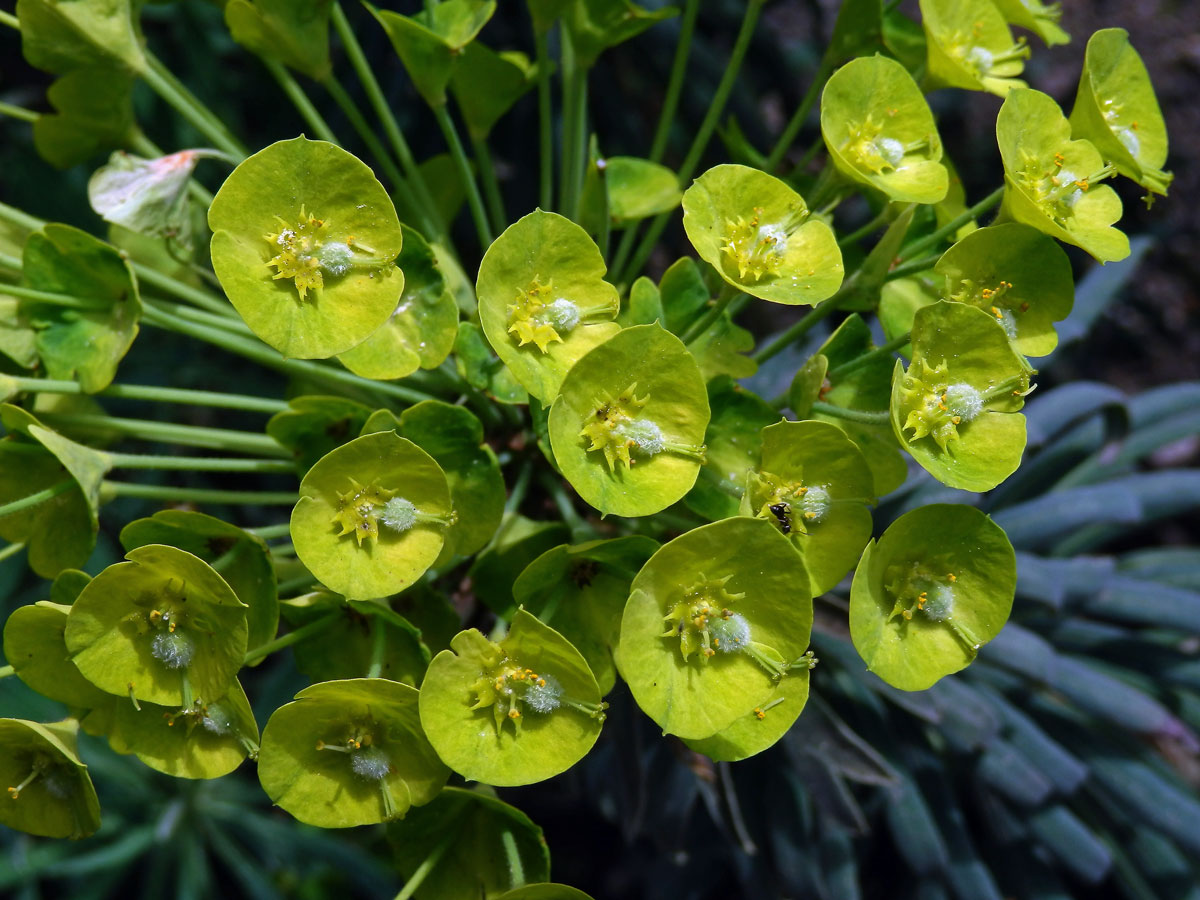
[290,431,453,601]
[682,164,843,305]
[476,210,620,404]
[741,420,875,596]
[4,601,111,709]
[419,610,605,786]
[1069,28,1172,196]
[997,88,1129,263]
[548,323,709,517]
[0,718,101,839]
[935,223,1073,357]
[258,678,449,827]
[64,544,248,707]
[388,786,550,899]
[450,41,537,139]
[267,394,373,474]
[118,510,279,666]
[338,225,459,380]
[890,301,1031,492]
[224,0,334,81]
[684,666,811,762]
[107,678,259,779]
[919,0,1029,96]
[616,517,814,740]
[20,223,142,392]
[849,503,1015,690]
[821,55,948,204]
[209,136,405,359]
[604,156,683,224]
[512,536,659,694]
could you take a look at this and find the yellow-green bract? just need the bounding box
[208,136,405,359]
[821,55,948,204]
[548,323,709,518]
[850,504,1015,690]
[890,301,1032,493]
[616,517,813,744]
[258,678,448,827]
[919,0,1029,96]
[682,164,843,305]
[0,718,101,839]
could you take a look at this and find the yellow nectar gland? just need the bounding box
[505,275,612,353]
[470,660,606,736]
[884,561,982,651]
[899,358,989,451]
[947,31,1029,84]
[950,278,1024,340]
[721,206,796,281]
[751,471,834,536]
[1013,149,1117,227]
[265,206,392,301]
[579,383,705,472]
[661,574,748,662]
[841,114,932,176]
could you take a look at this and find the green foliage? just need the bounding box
[0,3,1192,898]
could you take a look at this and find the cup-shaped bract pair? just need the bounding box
[821,55,948,205]
[548,324,709,518]
[258,678,449,827]
[891,302,1032,492]
[997,88,1129,263]
[291,430,454,601]
[934,223,1074,358]
[209,136,405,359]
[992,0,1069,47]
[919,0,1029,96]
[0,718,101,839]
[477,209,621,404]
[682,164,843,305]
[419,609,607,786]
[617,518,815,759]
[63,545,248,708]
[1070,28,1172,197]
[741,420,876,597]
[850,504,1015,690]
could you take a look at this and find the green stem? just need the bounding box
[535,28,554,209]
[432,102,493,247]
[242,612,340,666]
[898,186,1004,261]
[0,480,76,519]
[6,376,287,414]
[566,58,589,222]
[610,221,640,282]
[102,481,297,506]
[38,413,288,458]
[105,452,296,473]
[501,830,525,889]
[828,332,910,379]
[0,100,38,123]
[0,283,111,310]
[263,58,338,144]
[764,60,832,172]
[838,206,893,248]
[558,28,580,216]
[471,132,506,236]
[0,200,42,233]
[884,254,942,281]
[320,75,410,194]
[621,0,766,283]
[0,664,14,680]
[139,302,437,405]
[140,54,247,160]
[648,0,700,163]
[0,542,26,564]
[681,284,738,345]
[394,833,454,900]
[752,288,847,364]
[539,473,592,540]
[331,2,445,242]
[0,10,18,29]
[505,461,534,515]
[809,401,889,426]
[366,618,388,679]
[244,523,292,540]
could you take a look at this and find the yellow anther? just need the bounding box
[7,787,21,799]
[917,591,928,609]
[508,708,521,719]
[315,741,327,751]
[951,415,962,424]
[703,647,715,658]
[754,708,766,720]
[537,678,546,688]
[149,610,163,623]
[902,609,913,620]
[948,573,957,582]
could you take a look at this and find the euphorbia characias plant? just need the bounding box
[0,0,1177,896]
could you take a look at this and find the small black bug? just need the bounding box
[768,502,792,534]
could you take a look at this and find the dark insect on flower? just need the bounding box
[769,502,792,535]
